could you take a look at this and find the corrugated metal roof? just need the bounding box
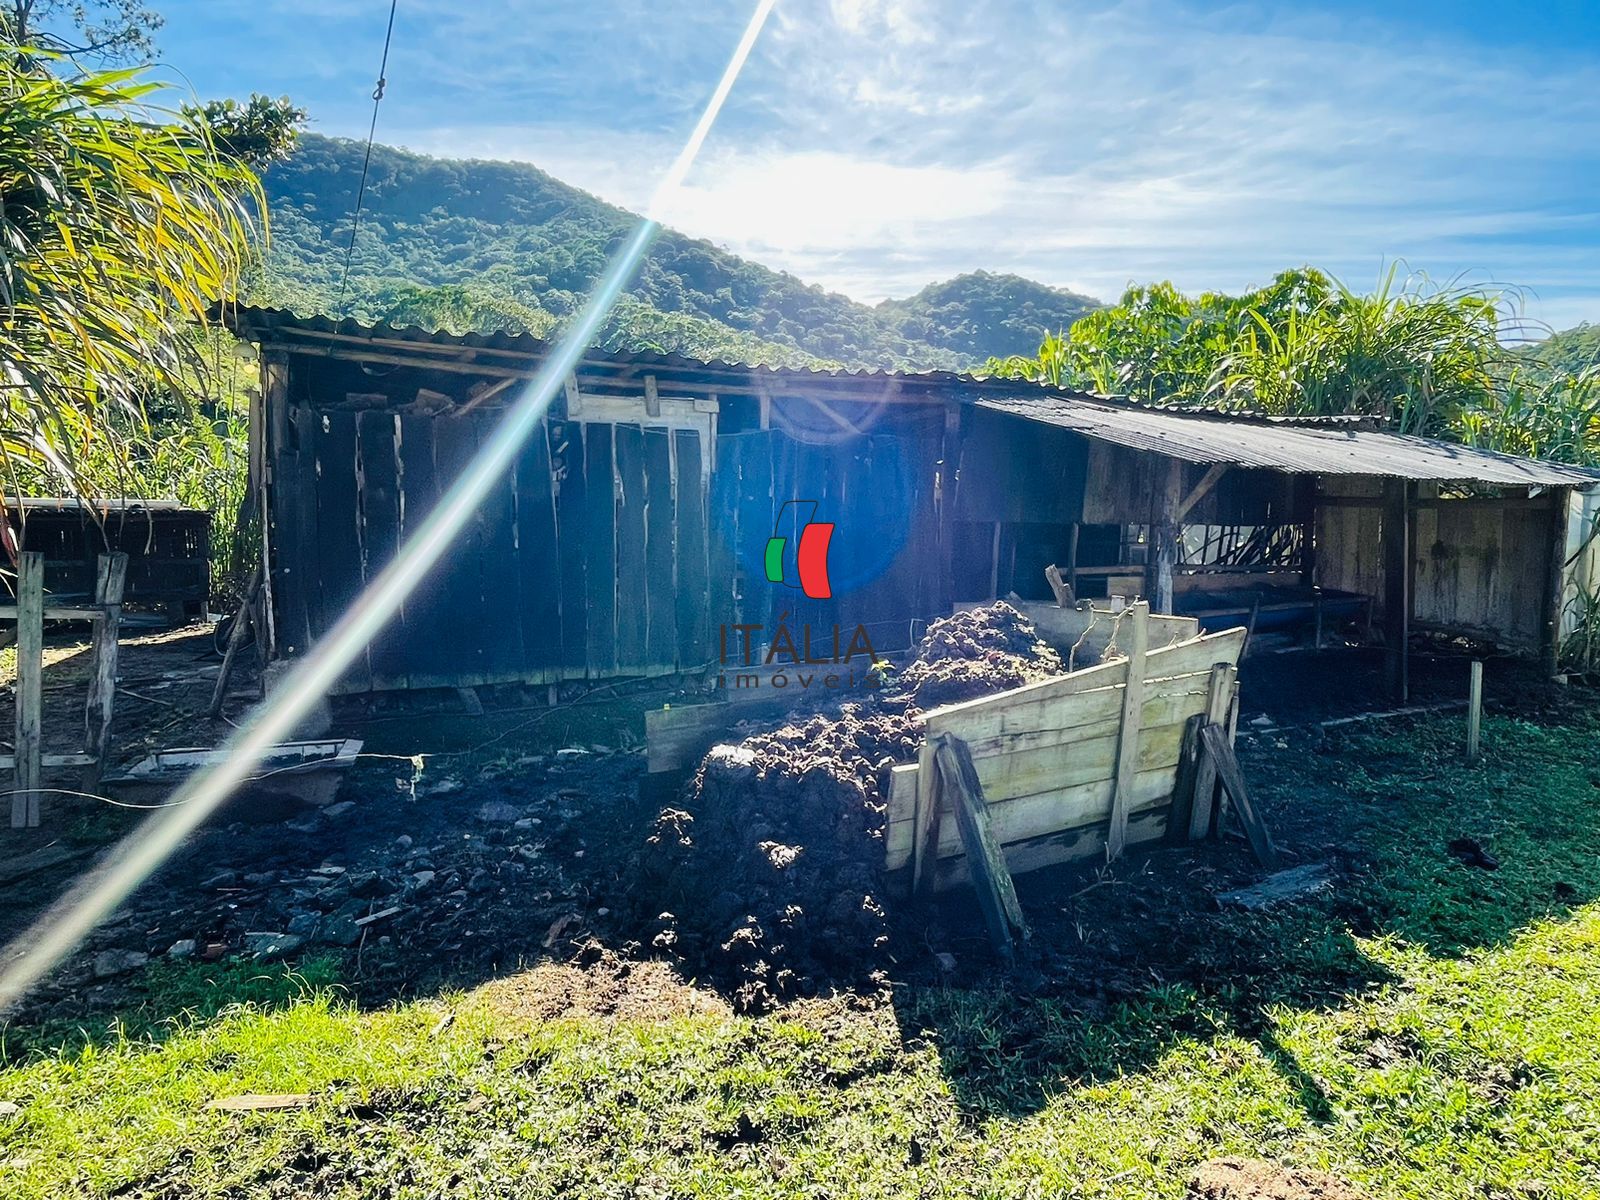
[226,305,1600,488]
[222,303,993,386]
[979,395,1600,488]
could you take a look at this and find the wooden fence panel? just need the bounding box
[887,626,1245,884]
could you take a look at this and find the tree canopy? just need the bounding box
[987,267,1600,465]
[0,55,263,497]
[251,134,1099,369]
[1,0,161,63]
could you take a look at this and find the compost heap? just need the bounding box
[640,602,1065,1010]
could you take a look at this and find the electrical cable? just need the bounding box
[333,0,399,320]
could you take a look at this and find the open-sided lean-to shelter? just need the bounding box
[228,307,1599,699]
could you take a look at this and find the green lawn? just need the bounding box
[4,709,1600,1198]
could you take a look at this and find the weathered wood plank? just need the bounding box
[674,430,711,670]
[1166,713,1205,845]
[582,424,616,676]
[12,552,44,828]
[1106,602,1150,860]
[1201,722,1278,868]
[430,415,493,683]
[916,808,1170,892]
[643,427,676,671]
[1187,663,1237,841]
[82,552,128,784]
[516,418,563,677]
[313,412,370,690]
[922,626,1244,734]
[911,738,941,898]
[936,733,1028,956]
[357,412,407,685]
[884,763,1179,868]
[613,424,649,672]
[396,413,445,680]
[555,420,590,673]
[474,414,527,677]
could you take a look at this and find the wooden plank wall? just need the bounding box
[269,405,953,692]
[883,626,1246,889]
[1317,479,1557,649]
[270,406,716,691]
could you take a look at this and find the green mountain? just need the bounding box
[254,134,1099,369]
[1521,323,1600,375]
[877,270,1101,361]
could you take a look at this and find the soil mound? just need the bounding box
[638,602,1063,1010]
[1187,1158,1366,1200]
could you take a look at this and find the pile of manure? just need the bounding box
[637,602,1065,1010]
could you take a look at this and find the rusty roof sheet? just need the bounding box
[978,394,1600,488]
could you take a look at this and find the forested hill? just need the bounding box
[876,272,1100,360]
[255,134,1099,369]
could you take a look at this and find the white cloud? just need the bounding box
[354,0,1600,317]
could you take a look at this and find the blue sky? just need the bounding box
[146,0,1600,329]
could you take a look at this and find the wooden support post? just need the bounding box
[1106,601,1150,860]
[911,738,942,899]
[1167,713,1206,845]
[1313,588,1324,650]
[209,564,263,718]
[1382,478,1412,702]
[934,733,1028,959]
[988,522,1003,599]
[1298,475,1319,588]
[1187,662,1236,841]
[1150,457,1183,615]
[1243,594,1261,658]
[1467,659,1483,761]
[1176,463,1228,523]
[12,552,44,828]
[1044,564,1071,607]
[1200,723,1278,868]
[1543,488,1571,679]
[82,552,127,786]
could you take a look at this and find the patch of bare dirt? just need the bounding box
[469,949,731,1023]
[1188,1157,1366,1200]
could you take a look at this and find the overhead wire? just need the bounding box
[333,0,400,320]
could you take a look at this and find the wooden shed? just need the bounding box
[227,307,1599,699]
[4,497,211,619]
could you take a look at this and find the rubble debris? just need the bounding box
[93,949,149,978]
